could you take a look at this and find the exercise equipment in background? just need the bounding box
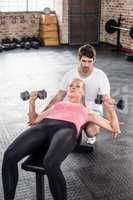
[125,54,133,61]
[0,36,41,53]
[105,14,133,51]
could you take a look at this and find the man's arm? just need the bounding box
[43,90,66,111]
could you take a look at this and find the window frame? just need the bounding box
[0,0,54,12]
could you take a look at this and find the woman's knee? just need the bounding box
[43,154,61,176]
[3,146,17,165]
[43,156,55,173]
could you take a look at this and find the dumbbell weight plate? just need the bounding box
[37,90,47,99]
[129,26,133,39]
[3,44,10,51]
[31,41,40,49]
[24,41,31,50]
[20,91,30,101]
[105,19,118,33]
[0,45,3,52]
[117,99,125,110]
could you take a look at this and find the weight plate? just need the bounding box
[129,26,133,39]
[105,19,118,33]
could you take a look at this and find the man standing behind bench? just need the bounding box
[44,44,110,144]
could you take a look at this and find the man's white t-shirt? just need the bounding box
[60,67,110,113]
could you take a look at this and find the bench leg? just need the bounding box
[36,172,45,200]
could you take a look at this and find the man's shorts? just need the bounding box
[92,108,104,117]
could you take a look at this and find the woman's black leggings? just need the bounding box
[2,118,77,200]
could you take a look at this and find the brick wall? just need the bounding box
[101,0,133,50]
[55,0,133,49]
[0,12,41,40]
[0,7,68,44]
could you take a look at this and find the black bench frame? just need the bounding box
[21,156,46,200]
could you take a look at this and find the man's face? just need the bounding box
[79,56,94,74]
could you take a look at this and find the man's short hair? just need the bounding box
[78,44,96,60]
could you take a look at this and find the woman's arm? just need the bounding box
[28,92,53,126]
[103,96,121,136]
[87,97,121,138]
[88,113,113,131]
[87,113,118,138]
[27,92,38,125]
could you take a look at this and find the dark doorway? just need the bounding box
[68,0,101,45]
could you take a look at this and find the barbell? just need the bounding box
[105,19,133,39]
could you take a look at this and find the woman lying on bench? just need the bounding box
[2,78,121,200]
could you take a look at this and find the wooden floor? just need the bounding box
[0,43,133,200]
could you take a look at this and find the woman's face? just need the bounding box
[67,80,85,102]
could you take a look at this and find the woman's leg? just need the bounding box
[2,122,49,200]
[42,123,77,200]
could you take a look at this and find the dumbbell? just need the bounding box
[31,41,40,49]
[2,37,11,44]
[95,94,125,110]
[24,41,31,50]
[3,44,11,51]
[20,89,47,101]
[19,41,25,49]
[10,43,17,50]
[0,44,4,52]
[12,38,19,43]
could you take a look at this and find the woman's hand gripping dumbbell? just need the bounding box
[20,89,47,101]
[95,94,125,110]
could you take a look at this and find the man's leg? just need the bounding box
[86,123,100,137]
[86,109,103,144]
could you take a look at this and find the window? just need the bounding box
[0,0,54,12]
[28,0,54,11]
